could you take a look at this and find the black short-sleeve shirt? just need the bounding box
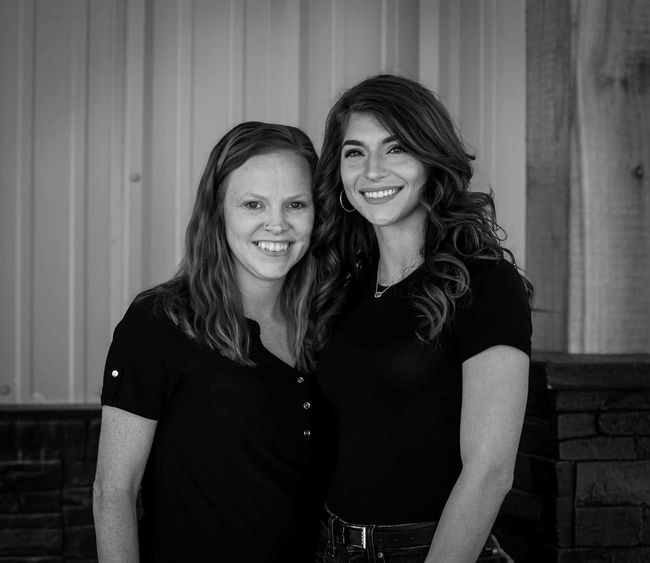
[101,296,317,562]
[316,259,531,524]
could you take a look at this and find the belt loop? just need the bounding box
[367,525,377,563]
[326,510,338,557]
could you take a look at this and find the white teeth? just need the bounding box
[256,241,290,252]
[363,188,399,199]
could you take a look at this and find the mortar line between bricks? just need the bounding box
[571,461,576,548]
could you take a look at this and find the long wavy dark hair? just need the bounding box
[311,74,533,346]
[141,121,319,372]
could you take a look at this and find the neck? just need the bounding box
[238,277,285,324]
[374,213,427,285]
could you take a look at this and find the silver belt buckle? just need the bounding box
[349,524,367,549]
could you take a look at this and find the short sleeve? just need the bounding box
[101,297,182,420]
[453,259,532,362]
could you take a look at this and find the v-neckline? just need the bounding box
[245,318,296,370]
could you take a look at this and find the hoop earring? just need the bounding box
[339,191,355,213]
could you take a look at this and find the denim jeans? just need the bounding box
[314,507,513,563]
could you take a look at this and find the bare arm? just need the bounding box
[93,405,157,563]
[425,345,529,563]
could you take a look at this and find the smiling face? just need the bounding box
[223,150,314,289]
[340,112,428,230]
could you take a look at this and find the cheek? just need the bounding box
[340,164,356,190]
[298,213,315,239]
[224,214,250,246]
[409,163,428,187]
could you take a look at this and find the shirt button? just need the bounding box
[302,402,311,410]
[296,376,304,384]
[303,430,311,437]
[111,370,119,377]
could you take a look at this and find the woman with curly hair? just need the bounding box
[311,75,532,562]
[93,122,321,562]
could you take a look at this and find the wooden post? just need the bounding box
[527,0,650,353]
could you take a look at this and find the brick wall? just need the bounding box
[0,406,100,561]
[495,354,650,563]
[3,356,649,562]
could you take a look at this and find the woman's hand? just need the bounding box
[93,406,157,562]
[425,344,529,562]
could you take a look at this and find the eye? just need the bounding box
[342,148,363,159]
[287,201,307,209]
[387,144,405,154]
[243,201,263,210]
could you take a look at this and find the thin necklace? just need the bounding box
[374,258,423,298]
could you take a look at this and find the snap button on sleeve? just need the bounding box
[302,402,311,410]
[111,370,119,377]
[303,430,311,437]
[296,376,304,384]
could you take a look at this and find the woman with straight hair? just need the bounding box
[93,121,321,562]
[311,74,533,562]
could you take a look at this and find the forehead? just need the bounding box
[343,112,392,140]
[225,150,312,195]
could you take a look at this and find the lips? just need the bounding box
[359,185,404,202]
[254,241,292,253]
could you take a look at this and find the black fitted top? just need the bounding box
[101,296,317,562]
[316,259,532,524]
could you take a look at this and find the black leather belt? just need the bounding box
[331,516,502,558]
[332,518,436,550]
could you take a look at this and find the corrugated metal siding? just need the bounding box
[0,0,526,403]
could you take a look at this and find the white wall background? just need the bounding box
[0,0,526,403]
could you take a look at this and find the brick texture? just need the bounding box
[558,437,636,460]
[575,507,643,546]
[3,357,650,563]
[0,408,100,561]
[598,411,650,436]
[556,413,597,439]
[499,355,650,562]
[0,528,62,556]
[635,437,650,459]
[545,546,650,563]
[0,462,62,492]
[576,460,650,505]
[554,390,650,412]
[0,492,61,514]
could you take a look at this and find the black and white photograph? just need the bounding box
[0,1,648,561]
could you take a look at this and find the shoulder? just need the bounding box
[465,257,523,287]
[461,258,530,306]
[114,291,185,349]
[453,257,532,360]
[103,291,188,418]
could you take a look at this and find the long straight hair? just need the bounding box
[141,121,319,372]
[312,74,533,345]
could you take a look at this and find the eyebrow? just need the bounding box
[238,192,310,200]
[342,135,397,148]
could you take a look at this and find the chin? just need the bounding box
[362,211,400,227]
[257,268,290,281]
[263,263,300,281]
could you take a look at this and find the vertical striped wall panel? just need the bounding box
[0,0,128,402]
[431,0,527,266]
[0,0,35,403]
[0,0,526,403]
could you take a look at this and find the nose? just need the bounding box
[264,207,289,234]
[365,153,387,181]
